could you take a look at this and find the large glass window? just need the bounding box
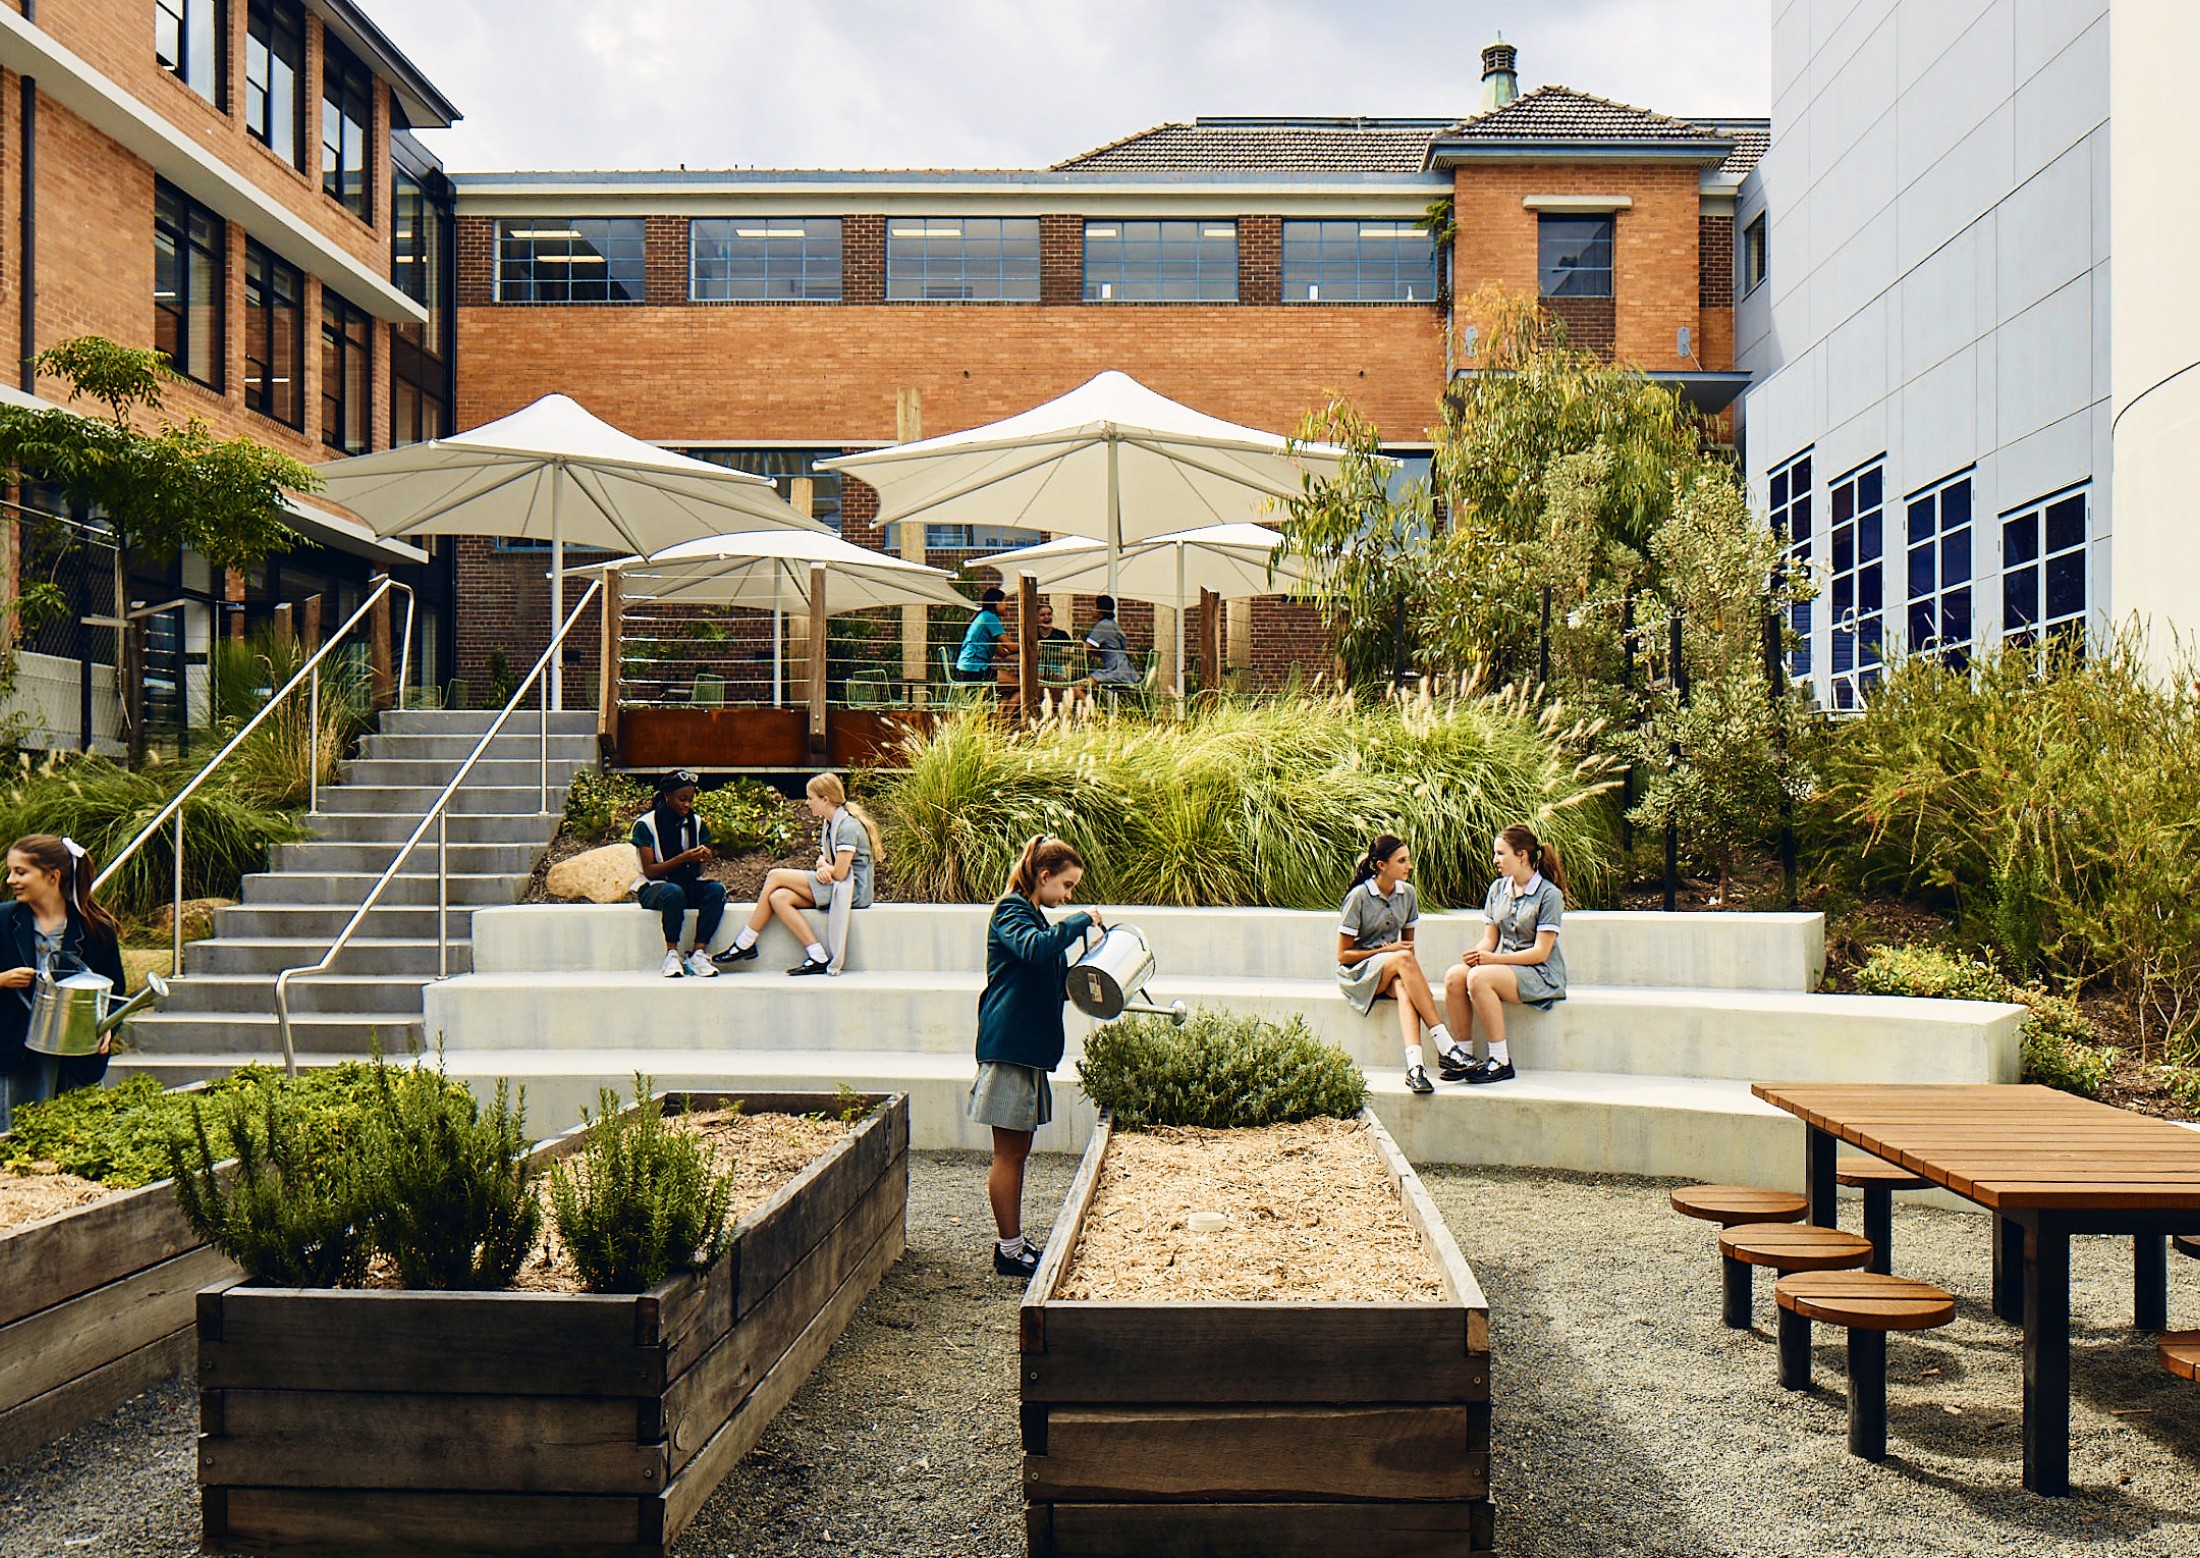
[1281,221,1438,303]
[154,181,224,390]
[157,0,225,108]
[1083,221,1237,302]
[1905,473,1973,668]
[243,242,303,428]
[886,219,1040,302]
[2003,487,2089,647]
[321,291,371,456]
[245,1,305,169]
[678,449,844,531]
[1539,215,1613,298]
[321,36,373,221]
[1768,450,1812,677]
[391,167,451,445]
[690,219,841,302]
[1828,460,1886,710]
[1741,213,1769,295]
[496,219,646,304]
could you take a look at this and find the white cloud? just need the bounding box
[372,0,1770,172]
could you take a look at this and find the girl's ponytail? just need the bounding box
[1006,835,1084,900]
[1349,833,1407,891]
[1499,823,1566,901]
[807,772,885,865]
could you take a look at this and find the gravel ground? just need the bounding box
[3,1153,2197,1557]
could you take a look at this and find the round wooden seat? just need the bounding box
[2162,1332,2200,1383]
[1774,1271,1957,1331]
[1671,1184,1807,1227]
[1836,1156,1930,1191]
[2175,1235,2200,1262]
[1720,1224,1875,1272]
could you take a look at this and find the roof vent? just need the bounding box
[1481,36,1519,111]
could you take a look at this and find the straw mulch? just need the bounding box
[0,1166,116,1234]
[1055,1117,1446,1303]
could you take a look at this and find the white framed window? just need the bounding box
[1827,459,1886,710]
[1767,449,1812,678]
[1905,471,1974,667]
[2002,486,2089,649]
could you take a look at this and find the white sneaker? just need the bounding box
[661,949,685,979]
[685,950,720,978]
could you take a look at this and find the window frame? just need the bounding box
[495,218,648,305]
[154,180,226,391]
[1768,450,1813,679]
[320,290,372,457]
[245,0,306,170]
[675,448,846,531]
[1904,470,1974,669]
[1826,458,1886,711]
[885,218,1042,303]
[689,218,843,303]
[2001,485,2090,649]
[1741,213,1769,296]
[1082,219,1238,303]
[1279,219,1439,304]
[157,0,226,109]
[1538,214,1614,300]
[243,239,305,429]
[321,35,374,222]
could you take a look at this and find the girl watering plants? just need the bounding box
[0,835,127,1130]
[970,835,1103,1280]
[1442,823,1569,1084]
[1336,834,1470,1096]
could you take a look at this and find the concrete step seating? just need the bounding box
[116,709,589,1078]
[418,901,2026,1181]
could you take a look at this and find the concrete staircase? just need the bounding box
[115,709,594,1080]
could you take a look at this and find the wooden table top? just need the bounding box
[1752,1084,2200,1211]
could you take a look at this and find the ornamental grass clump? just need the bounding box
[166,1083,373,1288]
[362,1069,539,1291]
[1852,944,2115,1099]
[547,1078,735,1293]
[1077,1009,1369,1130]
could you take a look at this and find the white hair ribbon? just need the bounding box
[60,838,87,860]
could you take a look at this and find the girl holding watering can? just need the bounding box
[0,835,126,1130]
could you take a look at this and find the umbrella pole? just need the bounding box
[549,472,565,710]
[1174,542,1187,703]
[773,606,783,708]
[1105,435,1121,599]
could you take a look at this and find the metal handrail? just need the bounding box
[271,577,601,1076]
[92,576,415,978]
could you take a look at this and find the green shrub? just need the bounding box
[1852,944,2115,1098]
[166,1084,374,1288]
[363,1069,540,1291]
[696,779,798,856]
[546,1079,734,1293]
[563,768,651,843]
[1077,1009,1370,1130]
[1,1074,196,1186]
[883,688,1618,909]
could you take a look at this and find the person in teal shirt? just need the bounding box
[968,835,1103,1279]
[953,587,1007,681]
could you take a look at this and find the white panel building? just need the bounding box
[1737,0,2113,706]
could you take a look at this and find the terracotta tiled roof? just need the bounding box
[1436,85,1733,151]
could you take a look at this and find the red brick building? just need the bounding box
[450,46,1762,696]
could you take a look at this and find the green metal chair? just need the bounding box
[844,669,903,710]
[936,647,994,706]
[689,672,726,708]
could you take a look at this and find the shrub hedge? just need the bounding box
[1852,944,2114,1098]
[1077,1009,1369,1130]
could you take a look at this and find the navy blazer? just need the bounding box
[975,895,1093,1072]
[0,900,125,1091]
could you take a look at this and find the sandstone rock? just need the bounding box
[546,843,643,904]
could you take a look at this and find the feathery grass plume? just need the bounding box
[164,1082,373,1288]
[363,1066,540,1290]
[1077,1008,1369,1130]
[546,1077,735,1293]
[205,632,373,811]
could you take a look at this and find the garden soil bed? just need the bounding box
[1021,1110,1491,1557]
[196,1091,909,1558]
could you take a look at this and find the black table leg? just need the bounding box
[1807,1126,1837,1227]
[1864,1187,1893,1275]
[1778,1305,1813,1390]
[1993,1215,2025,1323]
[2022,1220,2071,1497]
[1848,1327,1887,1462]
[2136,1235,2168,1332]
[1722,1253,1753,1329]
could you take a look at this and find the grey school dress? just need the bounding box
[1484,873,1567,1008]
[1336,879,1419,1015]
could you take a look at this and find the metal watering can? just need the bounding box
[25,969,169,1057]
[1066,924,1187,1025]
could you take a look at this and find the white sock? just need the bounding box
[731,927,758,951]
[1429,1023,1458,1055]
[1488,1040,1511,1066]
[997,1234,1027,1258]
[1405,1044,1424,1072]
[804,942,827,963]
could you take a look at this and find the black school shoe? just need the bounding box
[993,1243,1040,1279]
[1405,1064,1435,1095]
[787,956,831,977]
[1437,1049,1478,1082]
[712,943,760,968]
[1462,1058,1517,1085]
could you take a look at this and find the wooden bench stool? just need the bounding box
[1670,1184,1808,1229]
[1838,1156,1931,1275]
[1776,1272,1955,1462]
[1719,1224,1875,1385]
[2175,1235,2199,1262]
[2162,1332,2200,1383]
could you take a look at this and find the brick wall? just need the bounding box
[1696,214,1735,373]
[645,216,687,305]
[1544,296,1615,359]
[458,215,495,306]
[843,215,885,305]
[1238,216,1281,305]
[1040,214,1082,306]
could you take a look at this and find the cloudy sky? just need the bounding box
[369,0,1771,173]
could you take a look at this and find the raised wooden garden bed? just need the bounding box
[0,1170,238,1465]
[196,1090,908,1558]
[1019,1109,1492,1556]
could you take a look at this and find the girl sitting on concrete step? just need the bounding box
[1336,833,1468,1097]
[969,835,1103,1280]
[715,772,881,976]
[632,770,724,979]
[1442,823,1568,1085]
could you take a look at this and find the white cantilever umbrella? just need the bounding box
[314,393,822,705]
[582,528,975,705]
[979,523,1306,697]
[819,371,1353,597]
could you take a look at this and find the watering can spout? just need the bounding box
[96,972,168,1038]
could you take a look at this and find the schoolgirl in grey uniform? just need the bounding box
[1336,834,1472,1096]
[1442,823,1568,1084]
[715,772,879,975]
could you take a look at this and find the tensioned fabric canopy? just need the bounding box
[585,528,972,616]
[313,393,821,704]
